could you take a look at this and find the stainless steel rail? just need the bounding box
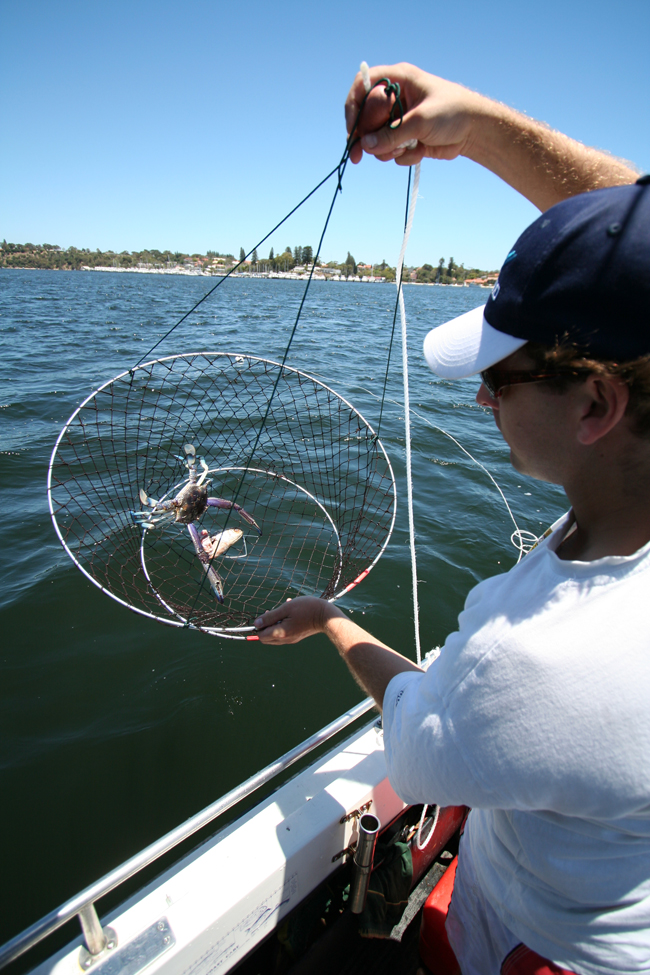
[0,697,376,970]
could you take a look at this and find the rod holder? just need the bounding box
[77,904,117,968]
[349,813,380,914]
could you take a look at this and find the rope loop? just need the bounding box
[344,75,404,167]
[415,803,440,851]
[511,528,540,561]
[381,79,404,128]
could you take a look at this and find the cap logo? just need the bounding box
[503,249,517,265]
[491,281,500,300]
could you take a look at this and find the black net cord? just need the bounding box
[51,80,407,628]
[185,82,409,617]
[131,78,395,372]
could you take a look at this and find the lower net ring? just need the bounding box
[48,352,397,638]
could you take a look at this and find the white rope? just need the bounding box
[408,412,539,563]
[395,163,422,666]
[342,378,540,564]
[395,164,422,664]
[359,62,424,663]
[357,63,535,664]
[415,802,440,851]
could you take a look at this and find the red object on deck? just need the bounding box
[501,944,578,975]
[419,855,578,975]
[419,855,461,975]
[410,805,468,887]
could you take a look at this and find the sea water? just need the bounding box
[0,269,566,948]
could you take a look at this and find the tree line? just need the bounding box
[0,241,227,271]
[414,257,496,285]
[1,240,496,283]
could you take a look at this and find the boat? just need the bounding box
[0,691,466,975]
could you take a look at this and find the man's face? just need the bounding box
[476,348,581,484]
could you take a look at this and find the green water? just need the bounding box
[0,270,566,951]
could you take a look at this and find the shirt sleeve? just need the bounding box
[382,666,503,808]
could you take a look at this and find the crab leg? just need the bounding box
[187,523,224,603]
[205,498,262,535]
[130,488,177,526]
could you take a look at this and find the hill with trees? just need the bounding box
[1,240,497,284]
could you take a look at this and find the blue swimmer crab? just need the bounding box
[131,443,261,603]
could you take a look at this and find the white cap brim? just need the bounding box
[423,305,526,379]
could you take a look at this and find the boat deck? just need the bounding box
[234,855,451,975]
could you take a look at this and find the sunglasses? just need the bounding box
[479,366,573,399]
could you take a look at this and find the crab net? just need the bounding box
[48,353,396,638]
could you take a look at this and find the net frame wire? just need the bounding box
[48,352,397,640]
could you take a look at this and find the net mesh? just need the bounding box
[48,353,396,637]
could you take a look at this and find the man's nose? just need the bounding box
[476,381,499,408]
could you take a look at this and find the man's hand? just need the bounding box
[345,62,639,210]
[345,62,482,167]
[254,596,342,645]
[255,596,422,709]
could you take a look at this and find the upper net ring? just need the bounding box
[48,352,396,639]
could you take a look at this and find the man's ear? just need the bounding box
[577,374,630,446]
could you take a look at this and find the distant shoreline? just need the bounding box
[1,265,492,287]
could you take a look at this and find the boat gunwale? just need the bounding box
[0,697,377,971]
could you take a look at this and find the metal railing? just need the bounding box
[0,698,376,970]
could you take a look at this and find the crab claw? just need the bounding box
[195,456,211,487]
[205,497,262,536]
[139,488,153,507]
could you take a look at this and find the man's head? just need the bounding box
[423,178,650,378]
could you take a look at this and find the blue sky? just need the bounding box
[1,0,648,270]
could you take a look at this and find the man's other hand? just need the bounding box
[254,596,343,645]
[344,62,481,167]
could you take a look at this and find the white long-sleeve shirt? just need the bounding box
[383,513,650,974]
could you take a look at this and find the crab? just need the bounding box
[131,443,261,603]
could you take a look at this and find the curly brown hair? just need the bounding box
[525,340,650,438]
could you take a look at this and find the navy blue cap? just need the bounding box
[484,179,650,361]
[423,178,650,379]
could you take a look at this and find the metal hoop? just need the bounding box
[48,353,396,637]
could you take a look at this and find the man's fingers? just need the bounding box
[255,616,288,641]
[350,143,363,165]
[257,620,303,645]
[345,64,399,133]
[257,624,286,644]
[254,596,332,644]
[374,147,407,163]
[254,601,289,630]
[393,144,427,167]
[344,74,367,135]
[360,111,423,154]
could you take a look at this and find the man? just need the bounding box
[254,66,650,974]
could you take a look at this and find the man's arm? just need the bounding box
[345,63,639,211]
[254,596,422,710]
